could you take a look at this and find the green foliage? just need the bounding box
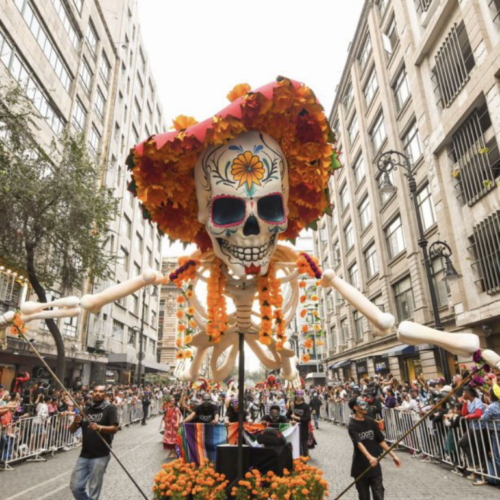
[0,84,118,295]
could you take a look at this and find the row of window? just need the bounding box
[50,0,80,49]
[112,319,157,354]
[14,0,72,92]
[0,30,65,135]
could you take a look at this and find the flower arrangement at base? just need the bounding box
[231,457,329,500]
[152,459,229,500]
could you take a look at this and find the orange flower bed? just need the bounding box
[152,458,328,500]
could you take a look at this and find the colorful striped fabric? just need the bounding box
[178,423,228,466]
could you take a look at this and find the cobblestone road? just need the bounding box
[2,417,500,500]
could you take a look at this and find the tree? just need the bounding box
[0,84,118,381]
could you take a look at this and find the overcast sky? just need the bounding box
[136,0,364,373]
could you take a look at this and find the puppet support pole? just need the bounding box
[237,331,245,480]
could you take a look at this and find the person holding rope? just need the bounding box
[347,396,401,500]
[69,385,119,500]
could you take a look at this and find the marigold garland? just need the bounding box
[10,312,27,336]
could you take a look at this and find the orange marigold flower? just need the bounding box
[300,295,306,303]
[299,281,306,289]
[316,340,325,346]
[178,324,186,333]
[189,319,196,328]
[177,295,186,304]
[303,339,313,349]
[184,334,193,345]
[176,310,184,319]
[300,310,307,318]
[231,151,265,190]
[175,351,184,360]
[301,325,309,333]
[183,350,192,359]
[227,83,251,102]
[301,354,311,363]
[311,295,319,301]
[171,115,198,131]
[175,338,183,348]
[186,289,194,299]
[313,324,321,332]
[186,307,195,315]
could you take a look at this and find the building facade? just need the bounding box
[0,0,167,388]
[314,0,500,384]
[158,258,179,370]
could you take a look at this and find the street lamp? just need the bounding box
[376,150,458,383]
[429,241,460,282]
[134,285,158,386]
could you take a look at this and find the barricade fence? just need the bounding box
[0,399,161,470]
[320,400,500,485]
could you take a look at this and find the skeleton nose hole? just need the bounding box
[243,215,260,236]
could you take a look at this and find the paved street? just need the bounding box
[2,417,500,500]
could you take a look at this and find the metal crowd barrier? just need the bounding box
[319,400,351,426]
[381,408,500,485]
[0,399,161,471]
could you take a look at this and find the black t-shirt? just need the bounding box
[287,402,311,439]
[194,403,217,423]
[80,402,119,459]
[225,406,248,423]
[261,414,288,426]
[348,417,384,478]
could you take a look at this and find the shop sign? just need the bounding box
[357,365,367,373]
[105,371,115,377]
[375,362,387,370]
[414,344,434,352]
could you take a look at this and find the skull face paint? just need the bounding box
[195,131,289,277]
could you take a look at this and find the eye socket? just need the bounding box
[211,197,246,226]
[257,194,285,223]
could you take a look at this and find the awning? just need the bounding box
[329,359,352,369]
[305,372,325,379]
[381,344,415,358]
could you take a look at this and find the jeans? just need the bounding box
[142,405,150,424]
[355,475,384,500]
[70,455,111,500]
[312,412,319,429]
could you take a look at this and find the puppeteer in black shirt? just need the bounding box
[80,401,119,459]
[193,403,218,423]
[347,417,384,478]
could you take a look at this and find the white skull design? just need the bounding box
[195,131,289,277]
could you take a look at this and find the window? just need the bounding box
[80,58,93,95]
[385,216,405,258]
[431,256,451,308]
[370,114,387,153]
[344,222,355,251]
[353,311,363,341]
[149,339,156,355]
[340,318,349,345]
[88,124,101,155]
[489,0,500,24]
[100,52,110,84]
[364,244,379,279]
[135,72,145,99]
[340,183,350,211]
[133,262,141,277]
[353,155,366,188]
[14,0,72,91]
[471,210,500,294]
[132,294,139,315]
[383,17,399,58]
[359,35,372,73]
[151,310,157,329]
[135,232,143,254]
[359,196,372,232]
[415,0,433,14]
[393,67,410,111]
[134,99,142,125]
[374,295,385,312]
[128,327,136,345]
[329,326,336,349]
[73,0,83,13]
[348,115,359,147]
[118,247,129,269]
[432,22,475,108]
[63,316,78,337]
[121,215,132,238]
[72,99,86,132]
[333,240,341,266]
[112,320,124,341]
[348,262,360,289]
[364,68,379,108]
[403,122,422,165]
[449,105,499,205]
[86,22,98,57]
[51,0,80,49]
[379,0,390,16]
[377,169,395,205]
[95,88,106,120]
[417,184,436,231]
[343,83,354,112]
[147,247,153,267]
[320,224,328,246]
[393,276,415,321]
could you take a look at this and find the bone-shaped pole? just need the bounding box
[22,307,81,324]
[80,270,161,313]
[322,269,395,332]
[21,296,80,316]
[397,321,480,357]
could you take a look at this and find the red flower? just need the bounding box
[296,113,323,144]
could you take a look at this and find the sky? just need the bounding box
[136,0,365,372]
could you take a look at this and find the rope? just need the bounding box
[334,372,474,500]
[18,332,149,500]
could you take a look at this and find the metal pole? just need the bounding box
[137,288,146,386]
[406,172,451,383]
[237,331,245,480]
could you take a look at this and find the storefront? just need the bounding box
[372,356,390,376]
[381,344,419,382]
[328,359,352,382]
[354,357,368,380]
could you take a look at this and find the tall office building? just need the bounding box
[314,0,500,383]
[0,0,168,387]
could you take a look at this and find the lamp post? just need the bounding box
[376,150,458,383]
[134,285,158,386]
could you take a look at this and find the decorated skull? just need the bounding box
[195,131,289,277]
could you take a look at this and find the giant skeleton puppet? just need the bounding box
[1,78,499,377]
